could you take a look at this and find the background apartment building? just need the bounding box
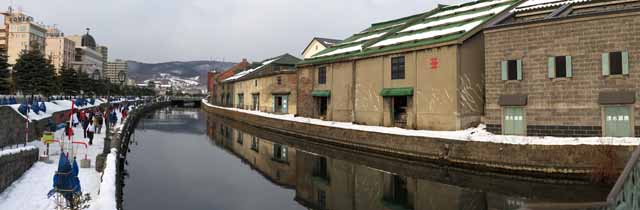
[67,30,103,75]
[223,54,300,114]
[0,10,46,65]
[484,0,640,137]
[104,59,128,84]
[45,26,75,74]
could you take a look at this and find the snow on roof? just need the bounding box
[370,20,484,48]
[306,0,517,62]
[312,44,363,58]
[402,4,511,33]
[335,32,387,46]
[431,0,513,18]
[223,58,278,82]
[513,0,592,12]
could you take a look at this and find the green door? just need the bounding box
[604,106,632,137]
[503,107,525,135]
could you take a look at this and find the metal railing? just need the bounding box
[605,145,640,210]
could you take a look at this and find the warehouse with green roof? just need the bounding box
[296,0,520,130]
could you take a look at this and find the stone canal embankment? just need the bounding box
[203,102,636,179]
[97,101,170,210]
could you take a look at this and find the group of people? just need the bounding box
[65,103,130,145]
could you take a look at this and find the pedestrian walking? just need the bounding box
[94,111,103,134]
[82,118,89,138]
[72,110,79,127]
[110,110,118,127]
[87,121,95,145]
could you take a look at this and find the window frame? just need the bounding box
[603,51,630,76]
[318,67,327,84]
[251,136,259,152]
[237,131,243,145]
[391,56,405,80]
[501,59,522,81]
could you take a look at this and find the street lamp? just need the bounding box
[118,71,126,97]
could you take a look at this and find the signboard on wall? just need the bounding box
[430,58,438,70]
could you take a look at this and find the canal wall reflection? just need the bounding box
[206,113,611,210]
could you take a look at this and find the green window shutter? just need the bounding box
[501,61,508,81]
[566,56,573,77]
[516,60,523,80]
[272,96,276,112]
[547,57,556,78]
[282,96,288,113]
[622,51,630,75]
[602,53,610,76]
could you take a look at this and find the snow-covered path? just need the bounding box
[0,110,125,210]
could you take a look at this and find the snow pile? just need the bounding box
[1,98,139,122]
[0,145,37,158]
[89,148,118,210]
[203,99,640,146]
[0,106,130,210]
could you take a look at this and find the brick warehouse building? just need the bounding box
[484,0,640,137]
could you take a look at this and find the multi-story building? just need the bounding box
[301,37,341,59]
[223,54,301,114]
[211,59,250,105]
[104,59,128,84]
[67,30,103,75]
[97,45,108,75]
[484,0,640,137]
[45,26,75,74]
[0,10,46,65]
[297,0,518,130]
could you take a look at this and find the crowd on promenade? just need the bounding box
[61,103,130,145]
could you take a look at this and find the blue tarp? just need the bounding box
[47,153,82,203]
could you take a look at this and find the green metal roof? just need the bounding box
[300,0,519,66]
[380,87,414,97]
[311,90,331,97]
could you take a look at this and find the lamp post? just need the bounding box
[118,71,126,97]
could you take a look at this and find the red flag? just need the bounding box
[68,100,74,141]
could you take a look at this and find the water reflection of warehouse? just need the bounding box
[206,113,610,210]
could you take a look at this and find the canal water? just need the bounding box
[123,107,612,210]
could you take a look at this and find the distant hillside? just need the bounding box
[126,60,236,85]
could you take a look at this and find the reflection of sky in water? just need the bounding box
[124,108,304,210]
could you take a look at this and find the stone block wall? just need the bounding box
[296,66,316,118]
[0,148,39,193]
[484,12,640,136]
[204,104,636,177]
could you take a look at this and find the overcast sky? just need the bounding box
[2,0,462,63]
